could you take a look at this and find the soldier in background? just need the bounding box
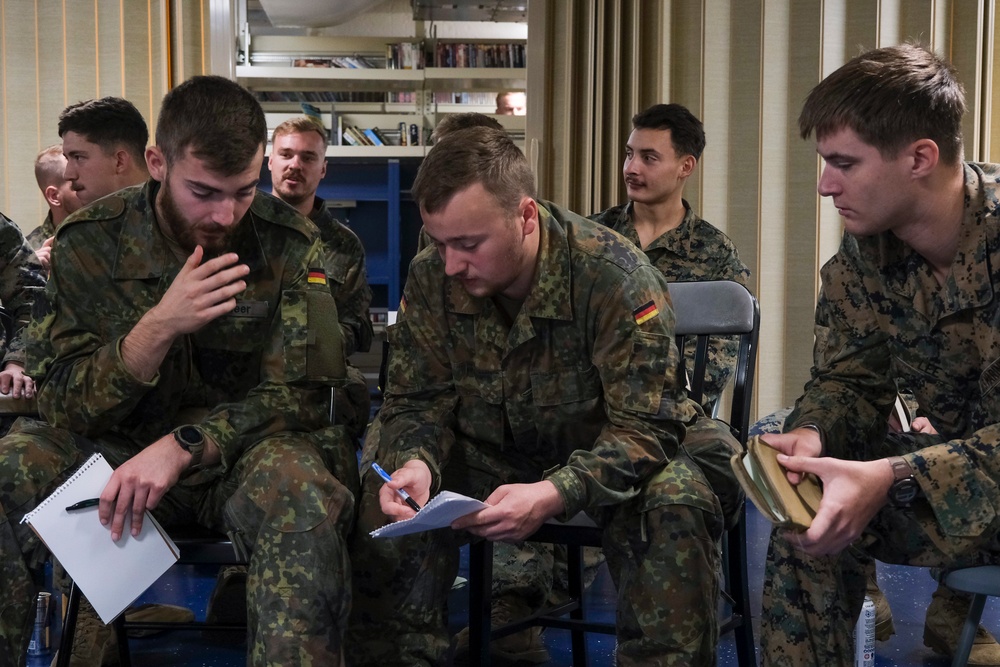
[0,75,356,667]
[0,213,45,402]
[591,103,751,410]
[348,126,741,666]
[268,116,373,438]
[28,145,82,270]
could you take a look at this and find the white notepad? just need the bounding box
[20,453,179,623]
[369,490,488,538]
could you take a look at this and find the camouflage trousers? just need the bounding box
[0,418,357,667]
[489,413,744,616]
[347,428,726,667]
[760,431,1000,667]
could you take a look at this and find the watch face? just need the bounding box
[891,479,920,506]
[178,426,202,446]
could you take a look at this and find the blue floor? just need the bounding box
[28,500,999,665]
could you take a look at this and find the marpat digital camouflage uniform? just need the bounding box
[761,163,1000,666]
[348,201,739,666]
[309,196,374,439]
[591,199,751,409]
[0,183,358,667]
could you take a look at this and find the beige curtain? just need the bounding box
[0,0,212,233]
[526,0,995,424]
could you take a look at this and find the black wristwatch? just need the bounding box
[172,425,205,469]
[886,456,920,507]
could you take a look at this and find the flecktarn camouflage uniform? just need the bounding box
[0,183,357,667]
[348,202,740,666]
[25,213,55,253]
[309,196,374,440]
[762,163,1000,666]
[0,213,46,372]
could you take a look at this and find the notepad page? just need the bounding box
[21,453,179,623]
[370,490,488,538]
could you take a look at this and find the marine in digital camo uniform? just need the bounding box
[762,162,1000,665]
[760,43,1000,666]
[0,86,357,665]
[591,200,750,409]
[309,196,374,440]
[348,175,740,664]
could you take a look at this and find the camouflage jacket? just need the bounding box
[26,212,56,251]
[787,162,1000,539]
[0,213,46,368]
[27,182,346,472]
[590,200,751,408]
[310,196,374,356]
[380,200,697,519]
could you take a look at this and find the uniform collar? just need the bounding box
[617,199,697,254]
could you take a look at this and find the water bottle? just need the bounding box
[854,595,875,667]
[26,591,51,656]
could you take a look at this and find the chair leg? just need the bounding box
[952,593,987,667]
[566,544,589,667]
[55,585,80,667]
[468,541,493,667]
[113,613,132,667]
[728,511,757,667]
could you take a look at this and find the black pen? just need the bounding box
[65,498,100,512]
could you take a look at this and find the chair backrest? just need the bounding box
[667,279,760,442]
[667,279,760,667]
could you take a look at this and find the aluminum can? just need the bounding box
[27,591,51,656]
[854,595,875,667]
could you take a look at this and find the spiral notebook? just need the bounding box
[20,453,179,623]
[369,490,488,538]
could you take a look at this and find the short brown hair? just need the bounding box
[433,112,503,143]
[58,97,149,164]
[411,126,536,215]
[155,75,266,175]
[34,144,66,189]
[799,43,965,164]
[272,116,327,144]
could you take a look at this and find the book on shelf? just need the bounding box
[292,55,382,69]
[362,128,385,146]
[385,42,425,70]
[433,42,525,68]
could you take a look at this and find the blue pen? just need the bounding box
[371,462,421,512]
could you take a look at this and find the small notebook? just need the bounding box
[20,453,179,623]
[370,490,488,538]
[730,436,823,531]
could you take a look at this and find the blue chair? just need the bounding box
[940,566,1000,667]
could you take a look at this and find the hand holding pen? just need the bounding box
[372,462,421,512]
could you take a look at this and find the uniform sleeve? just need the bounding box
[324,228,373,356]
[784,241,897,455]
[375,273,458,489]
[0,216,47,368]
[544,264,695,517]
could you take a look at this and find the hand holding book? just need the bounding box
[730,436,822,531]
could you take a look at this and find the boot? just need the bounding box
[924,584,1000,665]
[865,567,895,641]
[451,596,551,665]
[50,596,118,667]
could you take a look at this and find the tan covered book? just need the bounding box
[731,436,822,531]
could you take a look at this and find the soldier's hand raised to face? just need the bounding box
[154,246,250,336]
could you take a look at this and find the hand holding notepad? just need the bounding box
[20,454,179,623]
[730,436,823,531]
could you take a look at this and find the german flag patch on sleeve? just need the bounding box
[633,300,659,325]
[307,268,327,286]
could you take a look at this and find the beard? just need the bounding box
[275,171,312,208]
[158,178,235,256]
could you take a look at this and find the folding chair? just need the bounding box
[468,279,760,667]
[56,527,246,667]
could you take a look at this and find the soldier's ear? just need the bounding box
[43,185,61,209]
[146,146,167,181]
